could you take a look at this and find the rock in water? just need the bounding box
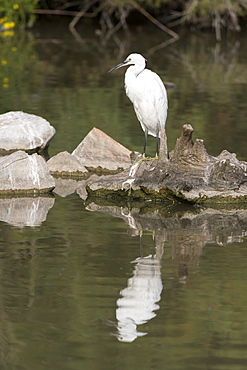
[0,111,56,153]
[0,151,55,194]
[47,151,88,176]
[72,127,138,172]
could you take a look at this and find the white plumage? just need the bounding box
[108,53,168,157]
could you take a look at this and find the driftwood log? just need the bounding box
[86,124,247,204]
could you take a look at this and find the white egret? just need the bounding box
[108,53,168,158]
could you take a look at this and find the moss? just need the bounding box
[0,187,54,196]
[0,192,54,199]
[0,147,41,156]
[86,166,125,175]
[50,171,90,180]
[86,184,193,205]
[194,194,247,205]
[87,184,247,206]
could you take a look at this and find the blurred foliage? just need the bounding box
[177,0,246,40]
[40,0,246,37]
[0,0,36,31]
[0,0,246,39]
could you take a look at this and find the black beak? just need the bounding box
[108,61,128,73]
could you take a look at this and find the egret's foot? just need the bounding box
[130,155,159,175]
[139,153,159,162]
[143,155,159,161]
[134,156,157,166]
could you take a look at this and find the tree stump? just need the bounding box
[85,124,247,204]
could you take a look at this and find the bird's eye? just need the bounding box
[128,58,131,62]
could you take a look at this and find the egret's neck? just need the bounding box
[127,63,145,78]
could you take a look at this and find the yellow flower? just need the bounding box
[1,60,8,65]
[11,46,17,51]
[2,84,9,88]
[13,4,19,9]
[3,77,9,83]
[0,17,8,23]
[3,22,15,29]
[2,30,15,37]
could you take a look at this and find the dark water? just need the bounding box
[0,20,247,369]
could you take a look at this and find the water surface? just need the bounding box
[0,20,247,369]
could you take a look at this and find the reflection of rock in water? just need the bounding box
[0,197,55,227]
[53,177,86,197]
[116,252,162,343]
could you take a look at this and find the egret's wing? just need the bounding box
[134,70,168,136]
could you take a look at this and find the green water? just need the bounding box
[0,20,247,369]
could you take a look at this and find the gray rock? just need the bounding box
[72,127,137,172]
[0,111,55,153]
[0,197,55,227]
[47,151,88,176]
[0,151,55,194]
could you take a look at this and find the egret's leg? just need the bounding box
[139,230,143,257]
[143,128,148,158]
[152,231,156,258]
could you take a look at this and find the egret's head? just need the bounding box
[108,53,147,73]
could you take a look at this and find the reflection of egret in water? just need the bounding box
[115,232,163,343]
[89,202,247,342]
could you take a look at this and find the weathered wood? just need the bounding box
[85,124,247,204]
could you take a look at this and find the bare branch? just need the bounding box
[69,0,99,30]
[130,0,179,40]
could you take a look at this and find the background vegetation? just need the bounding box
[0,0,246,40]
